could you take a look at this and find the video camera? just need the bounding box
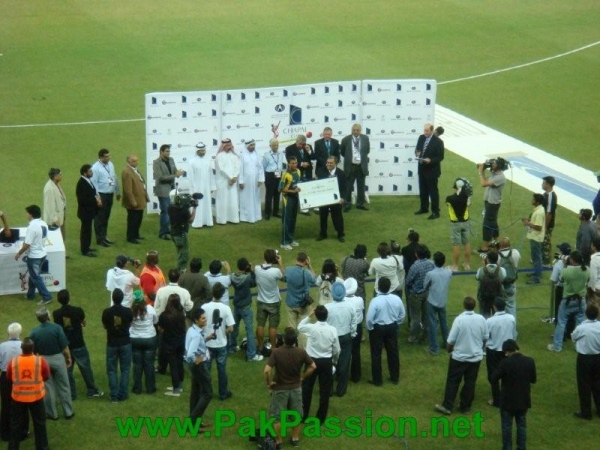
[479,157,510,171]
[176,192,203,209]
[126,256,142,268]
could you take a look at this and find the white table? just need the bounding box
[0,227,66,295]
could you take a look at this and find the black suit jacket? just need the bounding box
[491,353,537,411]
[313,138,340,178]
[415,134,444,177]
[76,177,98,220]
[319,167,347,204]
[340,134,370,175]
[285,143,313,180]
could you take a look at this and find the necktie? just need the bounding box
[326,140,330,156]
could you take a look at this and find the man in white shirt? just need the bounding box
[14,205,52,304]
[485,298,517,408]
[255,249,283,353]
[188,143,216,228]
[435,296,488,415]
[204,260,232,306]
[106,255,141,308]
[154,269,193,316]
[343,278,364,383]
[201,283,235,401]
[588,237,600,306]
[298,306,340,424]
[325,282,358,397]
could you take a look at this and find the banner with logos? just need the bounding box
[145,79,435,212]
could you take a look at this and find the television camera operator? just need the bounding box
[477,157,509,253]
[168,189,202,272]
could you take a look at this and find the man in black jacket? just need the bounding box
[313,127,340,179]
[317,157,347,243]
[414,123,444,220]
[491,339,537,450]
[76,164,100,257]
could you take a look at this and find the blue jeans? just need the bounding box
[501,409,527,450]
[206,346,229,399]
[553,298,585,350]
[426,303,449,354]
[68,346,101,399]
[26,256,51,301]
[530,240,542,282]
[106,344,132,401]
[230,305,257,359]
[131,337,157,394]
[158,196,171,237]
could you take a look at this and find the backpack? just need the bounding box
[499,250,518,284]
[478,265,504,307]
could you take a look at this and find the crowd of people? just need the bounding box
[1,128,600,450]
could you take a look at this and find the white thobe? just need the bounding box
[215,151,240,224]
[188,154,216,228]
[238,149,265,223]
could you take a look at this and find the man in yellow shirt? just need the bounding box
[522,193,546,285]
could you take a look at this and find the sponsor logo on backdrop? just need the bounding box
[289,105,302,125]
[377,88,391,92]
[255,92,260,99]
[275,104,285,112]
[182,96,187,103]
[271,121,280,138]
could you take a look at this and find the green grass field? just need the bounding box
[1,1,600,449]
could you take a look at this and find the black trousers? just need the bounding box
[418,173,440,214]
[442,358,481,412]
[369,323,399,385]
[483,201,501,242]
[319,203,344,238]
[264,172,281,217]
[189,362,213,422]
[576,353,600,418]
[126,209,144,241]
[79,217,93,254]
[1,372,29,441]
[302,357,333,424]
[8,399,47,450]
[335,333,352,396]
[350,325,362,383]
[94,192,114,243]
[486,349,505,406]
[345,165,366,207]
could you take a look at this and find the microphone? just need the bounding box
[212,308,222,332]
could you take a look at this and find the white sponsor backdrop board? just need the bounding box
[145,80,436,213]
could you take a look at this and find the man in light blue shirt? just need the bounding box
[262,139,285,220]
[91,148,121,246]
[486,297,517,407]
[435,296,488,415]
[366,277,405,387]
[423,252,452,355]
[185,308,215,428]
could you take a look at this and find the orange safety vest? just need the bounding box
[140,265,166,305]
[11,355,45,403]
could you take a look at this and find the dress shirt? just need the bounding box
[297,317,340,363]
[405,258,435,294]
[366,293,405,330]
[424,267,452,308]
[325,300,359,337]
[589,252,600,291]
[447,311,488,363]
[262,151,285,173]
[0,339,21,371]
[550,259,565,286]
[91,160,120,195]
[572,320,600,354]
[486,311,517,351]
[185,324,209,363]
[345,295,364,324]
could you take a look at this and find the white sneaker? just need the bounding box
[249,354,264,362]
[291,241,300,247]
[280,244,293,251]
[166,386,183,392]
[547,344,562,353]
[165,391,181,397]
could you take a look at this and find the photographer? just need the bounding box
[550,243,576,340]
[548,250,590,352]
[106,254,141,308]
[477,158,508,253]
[168,189,197,272]
[283,251,317,348]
